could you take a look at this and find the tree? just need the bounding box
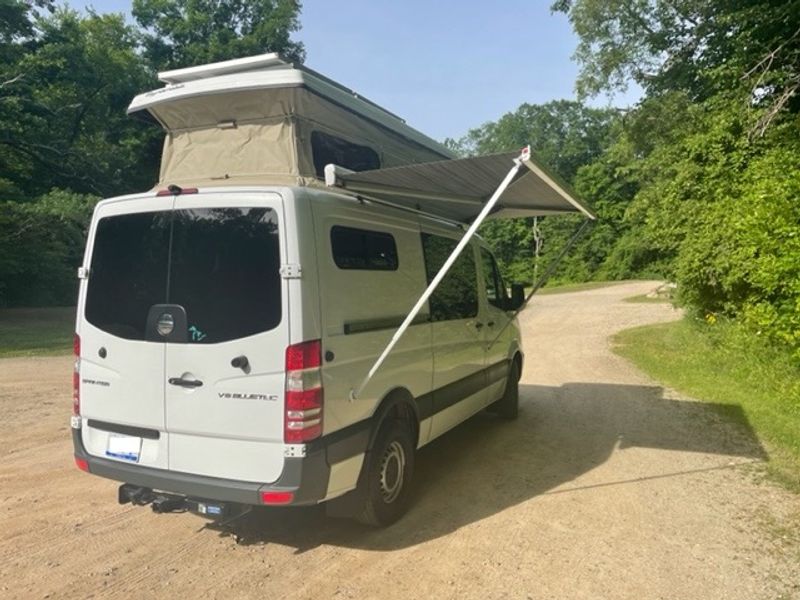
[132,0,306,70]
[456,101,623,284]
[0,190,98,306]
[0,8,161,198]
[552,0,800,132]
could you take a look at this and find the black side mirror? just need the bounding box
[507,283,525,311]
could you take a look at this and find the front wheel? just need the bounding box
[492,360,519,420]
[355,420,415,527]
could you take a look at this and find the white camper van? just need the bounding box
[71,55,594,526]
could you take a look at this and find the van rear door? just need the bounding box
[80,197,172,469]
[163,194,288,484]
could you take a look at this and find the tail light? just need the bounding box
[284,340,323,443]
[71,334,81,428]
[260,491,294,505]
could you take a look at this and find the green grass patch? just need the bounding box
[613,318,800,492]
[0,306,75,357]
[623,294,673,304]
[537,280,629,295]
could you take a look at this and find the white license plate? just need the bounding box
[106,434,142,462]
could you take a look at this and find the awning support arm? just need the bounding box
[349,146,531,401]
[486,217,594,349]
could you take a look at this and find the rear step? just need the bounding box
[118,483,244,518]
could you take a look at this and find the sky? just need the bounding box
[71,0,641,142]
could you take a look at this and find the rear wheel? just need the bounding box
[355,420,415,527]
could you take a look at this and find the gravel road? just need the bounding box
[1,280,798,599]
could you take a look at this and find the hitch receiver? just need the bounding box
[118,483,153,506]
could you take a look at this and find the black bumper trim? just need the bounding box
[72,429,331,506]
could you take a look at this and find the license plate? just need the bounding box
[106,434,142,462]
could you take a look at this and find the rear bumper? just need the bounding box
[72,428,332,506]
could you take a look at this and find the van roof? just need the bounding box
[128,53,453,160]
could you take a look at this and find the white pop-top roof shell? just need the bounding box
[127,53,454,160]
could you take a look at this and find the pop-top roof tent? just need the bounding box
[128,53,596,398]
[128,53,595,224]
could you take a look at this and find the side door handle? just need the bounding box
[168,377,203,388]
[487,320,496,327]
[474,321,484,330]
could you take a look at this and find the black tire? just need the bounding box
[354,420,415,527]
[494,360,520,420]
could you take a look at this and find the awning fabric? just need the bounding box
[325,150,596,223]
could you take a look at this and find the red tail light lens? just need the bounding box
[285,339,321,370]
[72,334,80,417]
[75,457,89,472]
[284,340,323,443]
[260,491,294,505]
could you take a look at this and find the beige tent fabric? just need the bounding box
[150,87,448,187]
[160,118,297,182]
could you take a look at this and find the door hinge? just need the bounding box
[77,266,90,279]
[280,264,302,279]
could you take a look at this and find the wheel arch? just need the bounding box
[367,387,420,451]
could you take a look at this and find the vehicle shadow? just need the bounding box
[212,382,767,551]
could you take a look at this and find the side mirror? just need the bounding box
[507,283,525,311]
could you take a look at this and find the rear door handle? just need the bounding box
[474,322,484,330]
[487,321,496,327]
[168,377,203,388]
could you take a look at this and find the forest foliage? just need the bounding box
[459,0,800,359]
[1,0,798,359]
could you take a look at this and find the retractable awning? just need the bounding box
[325,148,596,223]
[340,147,596,400]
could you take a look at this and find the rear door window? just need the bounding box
[85,207,281,343]
[85,211,170,340]
[169,208,281,343]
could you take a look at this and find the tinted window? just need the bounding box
[86,212,170,340]
[169,208,281,343]
[85,207,281,343]
[481,248,508,310]
[311,131,380,177]
[331,226,398,271]
[421,234,478,321]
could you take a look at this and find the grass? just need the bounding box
[537,280,629,295]
[0,306,75,357]
[624,294,673,304]
[613,318,800,492]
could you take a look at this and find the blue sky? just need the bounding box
[71,0,640,141]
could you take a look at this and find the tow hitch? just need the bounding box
[118,484,154,506]
[117,483,244,519]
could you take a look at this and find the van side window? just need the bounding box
[421,234,479,321]
[480,248,509,310]
[331,226,398,271]
[311,131,380,177]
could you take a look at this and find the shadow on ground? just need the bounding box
[209,382,767,551]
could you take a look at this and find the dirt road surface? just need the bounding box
[1,281,798,599]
